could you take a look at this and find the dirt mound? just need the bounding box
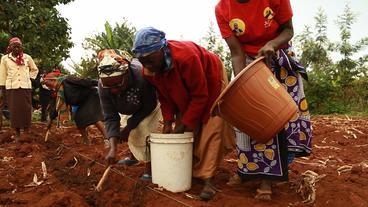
[0,115,367,207]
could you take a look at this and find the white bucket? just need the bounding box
[150,132,194,193]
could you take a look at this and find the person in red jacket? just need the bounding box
[216,0,312,201]
[133,27,235,200]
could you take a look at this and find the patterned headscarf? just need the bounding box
[97,49,131,77]
[9,37,22,44]
[43,71,69,124]
[132,27,167,57]
[8,37,24,65]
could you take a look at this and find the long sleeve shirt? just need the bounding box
[98,59,157,139]
[0,53,39,89]
[143,40,223,130]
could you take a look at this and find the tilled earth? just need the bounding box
[0,115,367,207]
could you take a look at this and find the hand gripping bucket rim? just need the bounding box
[210,56,298,143]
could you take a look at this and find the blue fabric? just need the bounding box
[287,152,295,165]
[132,27,167,57]
[71,105,79,113]
[117,159,139,166]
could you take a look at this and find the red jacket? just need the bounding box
[143,40,223,129]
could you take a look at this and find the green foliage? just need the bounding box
[72,57,99,79]
[83,20,136,54]
[72,20,136,78]
[200,22,232,80]
[295,5,368,114]
[0,0,74,71]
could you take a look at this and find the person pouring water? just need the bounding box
[215,0,313,201]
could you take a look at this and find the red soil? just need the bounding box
[0,115,367,207]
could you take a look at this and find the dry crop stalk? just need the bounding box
[44,130,50,142]
[96,166,111,192]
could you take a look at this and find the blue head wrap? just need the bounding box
[132,27,167,57]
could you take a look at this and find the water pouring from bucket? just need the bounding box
[211,57,298,143]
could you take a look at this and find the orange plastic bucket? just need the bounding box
[211,57,297,143]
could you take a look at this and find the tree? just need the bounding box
[332,4,368,87]
[295,5,368,114]
[0,0,74,71]
[296,8,333,72]
[72,57,99,79]
[83,20,136,54]
[200,22,232,80]
[294,8,340,113]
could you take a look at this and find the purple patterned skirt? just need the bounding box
[236,48,312,180]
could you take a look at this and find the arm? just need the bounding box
[216,3,246,76]
[98,82,121,139]
[258,0,294,66]
[257,19,294,66]
[0,56,7,87]
[224,36,247,76]
[179,56,209,130]
[156,90,175,133]
[27,55,39,80]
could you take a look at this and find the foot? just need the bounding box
[255,180,272,201]
[14,130,21,143]
[199,178,217,201]
[105,146,117,165]
[227,173,242,186]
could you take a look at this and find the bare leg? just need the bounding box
[78,127,89,144]
[106,137,118,165]
[14,128,20,143]
[139,162,152,181]
[145,162,151,175]
[94,121,109,147]
[94,121,107,139]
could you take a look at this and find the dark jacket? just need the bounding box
[98,59,157,139]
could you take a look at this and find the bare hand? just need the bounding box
[256,42,276,67]
[162,121,173,134]
[173,123,186,134]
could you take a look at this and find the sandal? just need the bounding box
[117,157,139,166]
[254,188,272,201]
[139,173,152,181]
[199,186,216,201]
[199,182,218,201]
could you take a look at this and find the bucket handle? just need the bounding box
[145,136,151,161]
